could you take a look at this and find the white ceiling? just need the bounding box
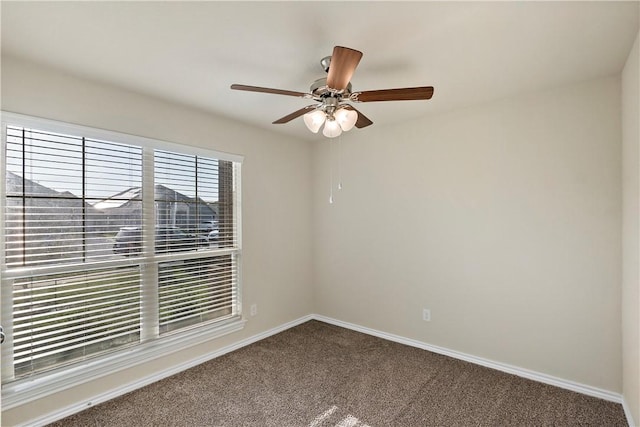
[1,1,638,141]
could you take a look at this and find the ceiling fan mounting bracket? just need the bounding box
[320,56,332,73]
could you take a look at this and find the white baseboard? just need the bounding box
[14,313,633,427]
[623,397,638,427]
[21,314,314,427]
[312,314,624,405]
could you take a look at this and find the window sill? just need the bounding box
[1,316,246,410]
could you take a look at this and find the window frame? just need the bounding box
[0,111,245,409]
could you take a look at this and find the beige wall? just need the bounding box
[0,55,314,425]
[312,76,622,392]
[0,52,632,424]
[623,30,640,426]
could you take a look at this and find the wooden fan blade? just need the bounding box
[231,84,307,98]
[355,86,434,102]
[344,105,373,128]
[326,46,363,92]
[272,105,317,124]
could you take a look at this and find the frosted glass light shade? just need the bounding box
[335,108,358,132]
[322,118,342,138]
[303,110,326,133]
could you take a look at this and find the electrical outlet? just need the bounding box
[422,308,431,322]
[250,304,257,317]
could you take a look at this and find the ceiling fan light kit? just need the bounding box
[322,118,343,138]
[303,96,358,137]
[334,108,357,132]
[303,109,326,133]
[231,45,434,138]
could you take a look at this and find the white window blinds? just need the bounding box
[1,115,242,383]
[5,126,143,266]
[158,255,237,335]
[153,150,239,335]
[12,266,141,378]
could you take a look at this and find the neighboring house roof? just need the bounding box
[6,172,217,221]
[91,184,218,219]
[92,187,142,210]
[6,170,77,198]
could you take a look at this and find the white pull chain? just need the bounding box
[328,134,346,204]
[329,138,334,204]
[337,133,343,191]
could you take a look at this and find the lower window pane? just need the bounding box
[11,266,141,378]
[159,255,237,335]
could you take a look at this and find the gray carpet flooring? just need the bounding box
[49,320,628,426]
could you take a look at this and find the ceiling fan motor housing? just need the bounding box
[310,78,353,98]
[310,78,351,116]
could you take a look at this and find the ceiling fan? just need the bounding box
[230,46,434,138]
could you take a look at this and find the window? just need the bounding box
[1,113,242,387]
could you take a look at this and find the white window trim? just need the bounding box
[0,111,245,408]
[0,111,244,163]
